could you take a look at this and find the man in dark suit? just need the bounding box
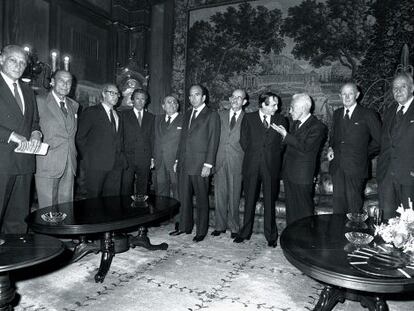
[153,95,183,235]
[76,84,126,198]
[378,72,414,219]
[35,70,79,208]
[272,93,327,225]
[327,83,381,214]
[121,89,155,196]
[0,45,42,233]
[234,92,287,247]
[211,89,246,239]
[174,84,220,242]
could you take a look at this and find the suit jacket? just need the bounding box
[377,100,414,185]
[122,109,155,168]
[76,104,126,171]
[283,115,327,184]
[215,110,244,174]
[35,93,78,178]
[240,112,287,177]
[329,105,381,178]
[176,106,220,175]
[153,113,183,172]
[0,76,40,174]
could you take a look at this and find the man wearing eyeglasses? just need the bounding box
[35,70,79,208]
[76,84,127,198]
[211,89,247,239]
[121,88,155,196]
[0,45,42,233]
[378,72,414,219]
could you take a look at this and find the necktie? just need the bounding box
[344,109,350,121]
[138,111,142,126]
[166,115,171,125]
[263,115,269,129]
[189,109,197,129]
[59,101,68,117]
[229,112,237,130]
[397,105,405,121]
[110,109,117,133]
[293,120,301,132]
[13,82,24,114]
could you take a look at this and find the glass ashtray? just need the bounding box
[346,212,368,223]
[0,238,5,246]
[345,231,374,245]
[41,212,67,223]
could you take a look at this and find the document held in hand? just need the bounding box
[14,142,49,155]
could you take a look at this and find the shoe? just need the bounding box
[233,236,245,243]
[211,230,226,236]
[230,232,238,239]
[169,230,185,236]
[193,235,205,242]
[267,240,277,248]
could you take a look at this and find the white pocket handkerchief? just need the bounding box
[177,127,182,130]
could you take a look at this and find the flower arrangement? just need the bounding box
[375,198,414,253]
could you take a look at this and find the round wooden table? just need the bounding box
[0,234,64,310]
[26,195,179,283]
[280,214,414,311]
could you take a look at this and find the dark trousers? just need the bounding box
[284,180,314,225]
[178,174,210,237]
[154,164,178,200]
[239,164,279,243]
[332,168,365,214]
[379,171,414,220]
[0,174,31,234]
[85,169,122,198]
[122,165,150,195]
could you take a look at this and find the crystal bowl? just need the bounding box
[345,231,374,245]
[346,212,368,223]
[41,212,67,223]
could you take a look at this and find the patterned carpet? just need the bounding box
[12,224,414,311]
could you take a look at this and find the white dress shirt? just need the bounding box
[101,103,119,131]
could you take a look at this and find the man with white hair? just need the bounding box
[272,93,327,224]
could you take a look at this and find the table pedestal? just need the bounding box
[314,285,388,311]
[67,226,168,283]
[0,273,15,311]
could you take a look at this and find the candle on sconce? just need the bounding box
[63,56,70,71]
[51,51,57,73]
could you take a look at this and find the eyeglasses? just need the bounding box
[105,90,120,97]
[229,96,244,101]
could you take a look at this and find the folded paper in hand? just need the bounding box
[14,142,49,155]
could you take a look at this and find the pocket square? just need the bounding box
[177,126,182,130]
[354,122,359,125]
[410,171,414,177]
[410,120,414,123]
[75,113,78,119]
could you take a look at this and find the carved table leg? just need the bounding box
[360,296,389,311]
[70,236,101,262]
[0,273,14,311]
[129,226,168,250]
[94,232,115,283]
[313,285,345,311]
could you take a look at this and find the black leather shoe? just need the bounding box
[193,235,205,242]
[169,230,185,236]
[233,236,245,243]
[230,232,238,239]
[211,230,226,236]
[267,240,277,248]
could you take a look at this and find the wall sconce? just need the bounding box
[22,45,72,89]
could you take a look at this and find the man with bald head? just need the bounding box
[76,83,127,198]
[211,89,246,238]
[35,70,79,208]
[327,83,381,214]
[272,93,327,224]
[0,45,42,233]
[377,72,414,218]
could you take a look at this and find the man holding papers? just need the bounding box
[0,45,42,233]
